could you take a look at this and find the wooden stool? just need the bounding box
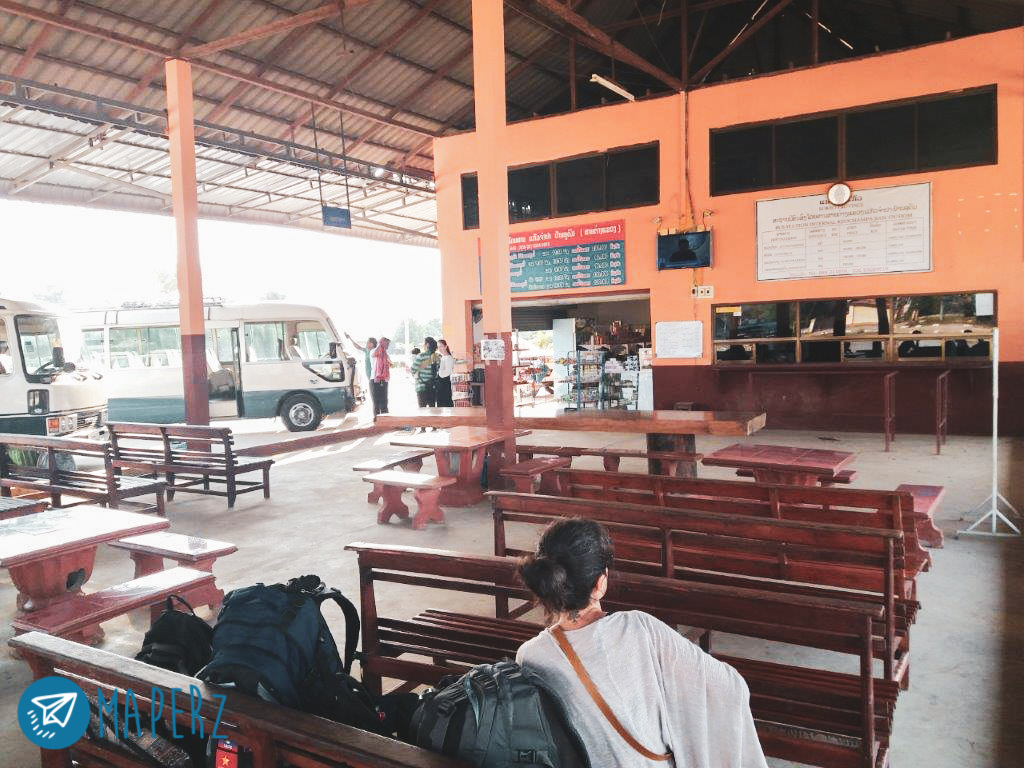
[499,457,572,493]
[109,532,237,618]
[362,470,457,530]
[353,450,434,503]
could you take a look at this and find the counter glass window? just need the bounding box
[714,292,993,364]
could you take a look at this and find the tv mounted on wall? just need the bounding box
[657,231,712,270]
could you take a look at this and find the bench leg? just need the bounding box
[156,490,166,517]
[262,467,271,499]
[165,473,176,501]
[398,457,424,472]
[377,485,410,525]
[226,475,236,508]
[510,476,536,494]
[367,482,383,504]
[412,488,445,530]
[180,554,226,616]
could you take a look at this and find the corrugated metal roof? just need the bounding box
[0,0,1019,245]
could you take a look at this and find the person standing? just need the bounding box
[411,337,439,409]
[435,339,455,407]
[345,333,378,412]
[370,337,391,416]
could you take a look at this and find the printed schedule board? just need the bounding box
[757,182,931,281]
[509,220,625,292]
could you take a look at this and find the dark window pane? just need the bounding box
[555,155,605,215]
[774,117,838,185]
[918,91,996,169]
[711,126,772,194]
[754,342,796,364]
[508,165,552,222]
[606,144,659,208]
[846,105,915,176]
[461,173,479,229]
[714,302,795,340]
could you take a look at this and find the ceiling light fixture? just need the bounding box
[589,74,635,102]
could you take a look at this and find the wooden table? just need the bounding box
[0,506,169,638]
[702,443,855,486]
[379,408,765,476]
[0,496,48,520]
[390,427,529,506]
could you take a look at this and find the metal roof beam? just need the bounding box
[7,0,75,81]
[181,1,345,59]
[692,0,793,84]
[0,0,440,139]
[526,0,684,90]
[0,78,435,191]
[61,163,171,205]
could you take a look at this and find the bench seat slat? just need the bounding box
[12,567,214,636]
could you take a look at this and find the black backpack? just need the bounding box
[411,661,590,768]
[136,596,214,676]
[196,574,389,734]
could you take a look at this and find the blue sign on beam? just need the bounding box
[322,206,351,228]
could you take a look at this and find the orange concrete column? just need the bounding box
[471,0,514,434]
[165,59,209,426]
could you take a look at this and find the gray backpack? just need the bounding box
[411,661,590,768]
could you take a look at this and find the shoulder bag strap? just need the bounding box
[551,626,671,762]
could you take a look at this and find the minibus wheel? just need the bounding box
[281,393,322,431]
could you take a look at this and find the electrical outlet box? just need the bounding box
[693,285,714,298]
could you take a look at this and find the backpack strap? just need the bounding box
[551,626,671,762]
[317,589,361,674]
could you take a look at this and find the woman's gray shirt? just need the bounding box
[516,611,768,768]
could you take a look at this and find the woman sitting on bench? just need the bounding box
[516,519,768,768]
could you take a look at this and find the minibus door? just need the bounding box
[205,327,240,419]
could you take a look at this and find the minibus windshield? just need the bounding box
[15,314,84,379]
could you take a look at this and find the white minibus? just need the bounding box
[0,297,107,436]
[77,302,356,431]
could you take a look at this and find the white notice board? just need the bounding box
[757,182,931,281]
[655,321,703,359]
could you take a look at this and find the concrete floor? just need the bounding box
[2,396,1022,767]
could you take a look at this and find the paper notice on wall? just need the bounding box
[655,321,703,359]
[975,292,994,317]
[480,338,507,361]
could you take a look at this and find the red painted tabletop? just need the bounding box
[0,507,170,568]
[390,426,530,451]
[703,443,855,477]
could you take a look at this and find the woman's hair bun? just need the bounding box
[519,554,571,608]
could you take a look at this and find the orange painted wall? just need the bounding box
[435,28,1024,363]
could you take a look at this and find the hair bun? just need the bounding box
[519,555,571,609]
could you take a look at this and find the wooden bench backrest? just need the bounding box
[346,543,879,659]
[0,433,115,492]
[10,631,466,768]
[489,492,904,595]
[109,422,236,467]
[553,468,928,572]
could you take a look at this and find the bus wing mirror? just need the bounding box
[52,346,65,367]
[329,342,339,359]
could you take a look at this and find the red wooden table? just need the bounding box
[390,427,529,506]
[0,506,169,633]
[703,443,856,486]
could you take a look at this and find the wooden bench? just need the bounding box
[353,449,434,503]
[552,467,932,579]
[109,422,273,508]
[10,631,467,768]
[346,542,897,768]
[490,490,913,686]
[12,566,214,639]
[0,433,166,514]
[895,484,945,547]
[498,456,571,493]
[109,531,237,616]
[362,470,456,529]
[736,467,857,484]
[0,495,47,519]
[515,443,703,476]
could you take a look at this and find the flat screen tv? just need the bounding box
[657,231,712,270]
